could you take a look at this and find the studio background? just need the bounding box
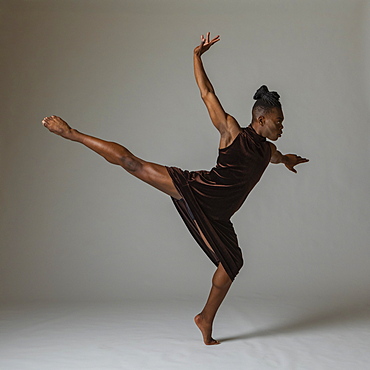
[1,0,370,305]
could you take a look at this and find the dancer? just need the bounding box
[42,32,308,345]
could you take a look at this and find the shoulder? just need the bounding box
[219,115,242,149]
[268,142,277,154]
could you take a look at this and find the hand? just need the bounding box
[283,154,309,173]
[194,32,220,56]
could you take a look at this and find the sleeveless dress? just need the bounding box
[166,125,271,280]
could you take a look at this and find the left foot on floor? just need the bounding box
[194,313,220,345]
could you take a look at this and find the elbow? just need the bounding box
[270,155,281,164]
[200,90,214,101]
[200,91,208,100]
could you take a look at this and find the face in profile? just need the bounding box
[261,107,284,141]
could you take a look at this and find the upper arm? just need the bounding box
[269,142,282,163]
[202,91,241,135]
[269,142,277,160]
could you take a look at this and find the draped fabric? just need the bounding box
[167,125,271,280]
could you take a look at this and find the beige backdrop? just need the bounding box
[1,0,369,303]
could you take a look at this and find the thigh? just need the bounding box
[124,157,182,200]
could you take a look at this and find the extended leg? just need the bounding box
[42,116,181,199]
[194,263,232,345]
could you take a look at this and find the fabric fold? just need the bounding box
[167,125,271,280]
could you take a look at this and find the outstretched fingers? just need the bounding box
[201,32,220,45]
[296,156,309,166]
[287,155,309,173]
[195,32,220,55]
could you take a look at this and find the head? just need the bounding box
[251,85,284,141]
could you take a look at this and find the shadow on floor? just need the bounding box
[219,301,370,343]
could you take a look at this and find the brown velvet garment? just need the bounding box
[167,125,271,280]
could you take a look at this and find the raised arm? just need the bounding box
[269,143,309,173]
[194,33,241,146]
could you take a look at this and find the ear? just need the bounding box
[258,115,265,126]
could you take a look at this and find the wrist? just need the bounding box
[193,47,204,57]
[281,155,288,164]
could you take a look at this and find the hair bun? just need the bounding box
[253,85,270,100]
[253,85,281,105]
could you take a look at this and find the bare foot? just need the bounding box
[194,314,220,345]
[42,115,73,138]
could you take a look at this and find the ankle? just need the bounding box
[66,128,79,141]
[198,312,214,324]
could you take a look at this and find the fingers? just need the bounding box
[296,155,308,160]
[291,154,309,164]
[211,35,220,45]
[297,157,309,164]
[289,159,308,173]
[200,32,220,46]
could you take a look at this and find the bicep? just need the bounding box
[202,92,231,133]
[269,143,279,163]
[269,144,285,164]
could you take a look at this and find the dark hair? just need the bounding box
[252,85,281,118]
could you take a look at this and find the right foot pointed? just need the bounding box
[42,115,72,138]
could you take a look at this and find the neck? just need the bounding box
[250,121,265,137]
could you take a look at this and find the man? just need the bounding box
[42,32,308,345]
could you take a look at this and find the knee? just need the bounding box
[120,156,142,172]
[212,277,232,290]
[212,267,232,290]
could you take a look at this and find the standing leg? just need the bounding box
[194,263,232,345]
[42,116,181,199]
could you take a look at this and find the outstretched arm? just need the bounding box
[194,32,241,142]
[269,143,309,173]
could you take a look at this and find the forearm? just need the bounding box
[270,150,309,173]
[270,150,288,164]
[194,53,215,97]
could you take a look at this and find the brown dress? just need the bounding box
[166,125,271,280]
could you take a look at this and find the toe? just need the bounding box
[206,339,220,345]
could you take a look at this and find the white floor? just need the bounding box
[1,296,370,370]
